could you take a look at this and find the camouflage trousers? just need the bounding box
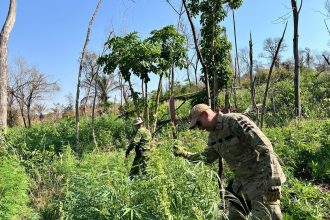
[224,179,283,220]
[129,153,149,177]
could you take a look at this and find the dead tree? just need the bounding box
[10,60,59,128]
[182,0,211,107]
[75,0,103,152]
[260,22,288,128]
[249,32,259,124]
[291,0,303,118]
[0,0,16,132]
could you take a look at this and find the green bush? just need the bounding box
[282,178,330,220]
[6,114,133,155]
[0,155,32,219]
[266,119,330,182]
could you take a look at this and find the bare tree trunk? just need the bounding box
[194,56,199,88]
[261,23,287,128]
[141,78,144,99]
[123,86,128,104]
[232,9,241,87]
[145,81,149,129]
[171,65,175,95]
[119,73,123,106]
[153,74,163,133]
[224,89,231,113]
[82,72,96,117]
[18,102,27,128]
[211,7,217,109]
[249,32,258,123]
[186,59,192,88]
[91,31,112,148]
[0,0,16,133]
[128,79,141,117]
[75,0,102,152]
[182,0,211,107]
[27,104,32,128]
[291,0,302,118]
[91,72,98,148]
[233,58,238,110]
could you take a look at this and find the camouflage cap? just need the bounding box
[133,117,143,125]
[189,104,211,129]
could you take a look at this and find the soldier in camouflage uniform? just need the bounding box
[126,117,152,177]
[173,104,286,220]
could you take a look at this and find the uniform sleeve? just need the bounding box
[180,146,219,164]
[132,130,142,146]
[227,115,254,145]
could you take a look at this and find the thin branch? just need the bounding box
[322,54,330,65]
[75,0,103,152]
[324,19,330,35]
[260,22,288,128]
[298,0,303,14]
[166,0,185,16]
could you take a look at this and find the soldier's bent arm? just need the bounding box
[180,147,219,164]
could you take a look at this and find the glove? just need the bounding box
[265,186,281,202]
[172,145,185,157]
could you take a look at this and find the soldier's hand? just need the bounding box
[266,186,281,202]
[172,145,184,157]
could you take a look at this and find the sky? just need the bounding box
[0,0,328,108]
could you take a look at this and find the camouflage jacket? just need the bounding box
[180,113,286,186]
[128,127,152,152]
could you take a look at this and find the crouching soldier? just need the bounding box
[173,104,286,220]
[126,117,152,178]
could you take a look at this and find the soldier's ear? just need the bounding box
[200,111,208,118]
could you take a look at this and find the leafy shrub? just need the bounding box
[0,155,32,219]
[282,178,330,220]
[6,114,133,155]
[266,119,330,182]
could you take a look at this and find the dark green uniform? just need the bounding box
[175,113,286,220]
[126,127,152,177]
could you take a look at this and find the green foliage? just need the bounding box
[3,67,329,219]
[6,114,133,154]
[48,132,222,219]
[0,155,32,219]
[265,119,330,182]
[187,0,243,103]
[282,178,330,220]
[148,25,187,75]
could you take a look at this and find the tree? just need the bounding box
[147,25,187,132]
[260,23,288,128]
[98,32,161,126]
[0,0,16,132]
[185,0,243,109]
[315,50,330,75]
[33,103,47,121]
[75,0,103,152]
[291,0,303,118]
[9,58,59,128]
[324,0,330,34]
[182,0,211,106]
[81,51,99,116]
[260,37,287,68]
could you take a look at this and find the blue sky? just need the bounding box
[0,0,328,107]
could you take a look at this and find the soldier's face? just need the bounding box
[196,113,208,130]
[134,124,141,130]
[196,111,216,131]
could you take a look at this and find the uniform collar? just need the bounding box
[215,112,224,130]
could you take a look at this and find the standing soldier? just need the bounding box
[173,104,286,220]
[126,117,152,178]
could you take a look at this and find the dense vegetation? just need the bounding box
[0,69,329,219]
